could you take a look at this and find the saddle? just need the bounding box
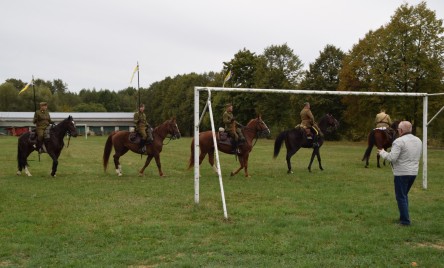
[28,127,51,143]
[217,128,244,147]
[129,129,153,144]
[374,127,395,142]
[129,132,142,144]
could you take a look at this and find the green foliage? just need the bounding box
[339,2,444,137]
[1,137,443,266]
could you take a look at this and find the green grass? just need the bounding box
[1,135,443,267]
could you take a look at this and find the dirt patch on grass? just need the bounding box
[414,242,444,250]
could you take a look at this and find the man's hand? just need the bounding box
[377,148,385,155]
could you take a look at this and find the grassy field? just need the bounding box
[0,135,443,267]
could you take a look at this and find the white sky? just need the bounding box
[1,0,443,92]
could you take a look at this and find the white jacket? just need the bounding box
[379,134,422,176]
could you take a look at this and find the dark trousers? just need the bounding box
[394,175,416,225]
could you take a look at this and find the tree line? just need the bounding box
[1,2,443,143]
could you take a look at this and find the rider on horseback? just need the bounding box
[33,102,54,154]
[134,104,153,153]
[375,108,395,141]
[300,102,321,148]
[223,103,245,154]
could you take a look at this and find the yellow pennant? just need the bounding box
[223,70,232,87]
[130,64,139,84]
[18,82,31,95]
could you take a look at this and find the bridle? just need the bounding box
[240,118,270,147]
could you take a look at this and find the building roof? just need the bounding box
[0,112,134,127]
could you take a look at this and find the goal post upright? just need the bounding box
[194,86,430,217]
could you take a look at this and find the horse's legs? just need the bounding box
[154,155,164,176]
[49,150,62,177]
[308,147,323,171]
[139,155,154,176]
[242,154,251,177]
[113,148,129,176]
[286,147,300,174]
[230,155,245,177]
[207,150,218,173]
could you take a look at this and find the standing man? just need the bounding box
[375,108,392,128]
[134,104,153,153]
[378,121,422,226]
[300,102,320,147]
[33,102,54,153]
[223,103,245,153]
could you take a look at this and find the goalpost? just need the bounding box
[194,86,431,219]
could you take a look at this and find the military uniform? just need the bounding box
[375,111,392,128]
[300,104,320,147]
[33,102,54,152]
[223,110,244,142]
[134,107,153,153]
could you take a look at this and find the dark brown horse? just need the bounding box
[17,116,78,177]
[188,116,270,177]
[273,114,339,174]
[362,121,399,168]
[103,118,181,176]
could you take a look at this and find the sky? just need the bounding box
[1,0,443,93]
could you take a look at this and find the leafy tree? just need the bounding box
[339,2,444,137]
[73,103,107,112]
[299,44,346,138]
[255,44,304,131]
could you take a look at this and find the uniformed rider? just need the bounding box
[222,103,245,153]
[300,102,320,147]
[134,104,153,153]
[33,102,54,153]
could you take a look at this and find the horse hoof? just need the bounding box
[230,172,235,176]
[138,173,143,177]
[16,171,21,176]
[287,170,293,174]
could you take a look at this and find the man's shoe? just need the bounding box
[139,146,146,153]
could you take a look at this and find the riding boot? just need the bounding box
[230,140,238,154]
[139,139,147,153]
[36,139,43,154]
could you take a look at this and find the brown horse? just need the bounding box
[362,121,399,168]
[188,116,270,177]
[103,118,181,176]
[17,116,78,177]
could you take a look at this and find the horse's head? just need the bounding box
[246,115,271,138]
[322,114,339,133]
[166,118,181,139]
[65,115,78,137]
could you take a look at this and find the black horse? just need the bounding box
[17,116,78,177]
[362,121,399,168]
[273,114,339,173]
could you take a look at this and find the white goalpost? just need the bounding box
[194,86,431,219]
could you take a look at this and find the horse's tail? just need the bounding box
[103,131,116,172]
[273,130,288,159]
[188,137,195,170]
[17,134,29,171]
[362,130,375,161]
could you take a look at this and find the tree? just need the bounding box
[299,45,346,137]
[255,44,304,131]
[339,2,444,137]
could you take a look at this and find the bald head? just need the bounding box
[398,121,412,134]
